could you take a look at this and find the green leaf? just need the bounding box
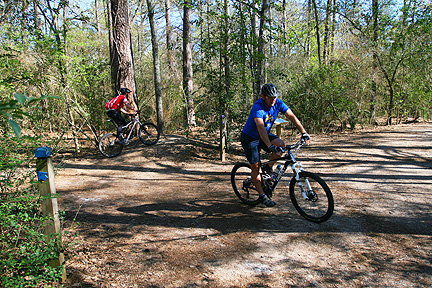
[27,95,61,104]
[8,119,21,137]
[14,93,27,105]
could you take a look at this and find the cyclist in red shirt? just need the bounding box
[105,88,137,144]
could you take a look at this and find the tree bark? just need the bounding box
[108,0,138,109]
[183,1,196,127]
[253,0,270,101]
[147,0,164,132]
[165,0,175,76]
[95,0,100,33]
[311,0,321,66]
[370,0,379,125]
[323,0,332,63]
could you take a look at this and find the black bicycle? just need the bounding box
[98,112,160,158]
[231,139,334,223]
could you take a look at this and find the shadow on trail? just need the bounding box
[64,196,432,237]
[61,125,432,236]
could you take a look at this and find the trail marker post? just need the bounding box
[220,115,227,161]
[35,147,66,282]
[274,118,289,138]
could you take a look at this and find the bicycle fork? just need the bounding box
[292,161,315,201]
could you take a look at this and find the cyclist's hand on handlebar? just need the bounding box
[269,144,284,154]
[301,132,311,144]
[128,110,140,116]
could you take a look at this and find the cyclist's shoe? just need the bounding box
[115,139,125,145]
[259,194,276,207]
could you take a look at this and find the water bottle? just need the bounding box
[273,164,283,180]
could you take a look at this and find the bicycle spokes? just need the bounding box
[243,177,252,190]
[289,171,334,223]
[231,163,262,205]
[298,178,318,202]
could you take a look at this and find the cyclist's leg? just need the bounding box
[260,133,285,166]
[241,133,265,197]
[271,134,285,163]
[108,110,127,139]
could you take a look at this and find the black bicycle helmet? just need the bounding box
[261,83,280,98]
[119,87,132,94]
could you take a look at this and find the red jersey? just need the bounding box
[105,95,128,110]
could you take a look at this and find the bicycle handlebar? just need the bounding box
[127,110,141,117]
[281,139,306,152]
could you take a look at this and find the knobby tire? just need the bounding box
[289,171,334,223]
[231,162,261,205]
[98,133,123,158]
[139,122,160,146]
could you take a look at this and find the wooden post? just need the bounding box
[276,124,282,138]
[35,147,66,282]
[274,118,289,138]
[220,115,227,161]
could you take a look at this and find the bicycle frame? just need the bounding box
[260,141,308,195]
[121,119,140,143]
[99,113,160,158]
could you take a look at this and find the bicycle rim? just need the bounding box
[231,162,261,205]
[289,171,334,222]
[98,133,123,157]
[139,122,160,145]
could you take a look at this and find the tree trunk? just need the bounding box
[95,0,100,33]
[323,0,332,63]
[183,1,196,127]
[282,0,289,56]
[34,1,42,32]
[330,0,336,55]
[370,0,378,125]
[222,0,230,106]
[254,0,270,101]
[306,0,312,57]
[238,1,248,96]
[165,0,175,76]
[251,1,260,100]
[108,0,138,109]
[147,0,164,132]
[311,0,321,66]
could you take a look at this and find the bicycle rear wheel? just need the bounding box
[98,133,123,158]
[289,171,334,223]
[231,162,261,205]
[139,122,160,145]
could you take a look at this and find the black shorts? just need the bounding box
[107,109,126,126]
[240,132,279,164]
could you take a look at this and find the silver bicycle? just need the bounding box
[98,112,160,158]
[231,139,334,223]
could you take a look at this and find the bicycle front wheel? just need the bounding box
[98,133,123,158]
[231,162,261,205]
[289,171,334,223]
[139,122,160,145]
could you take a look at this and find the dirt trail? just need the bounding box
[56,123,432,287]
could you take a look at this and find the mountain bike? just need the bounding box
[98,112,160,158]
[231,139,334,223]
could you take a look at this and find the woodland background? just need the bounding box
[0,0,431,286]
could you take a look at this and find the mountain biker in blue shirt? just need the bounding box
[241,83,311,207]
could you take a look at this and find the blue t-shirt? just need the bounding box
[242,98,289,139]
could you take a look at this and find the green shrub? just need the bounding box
[0,136,65,287]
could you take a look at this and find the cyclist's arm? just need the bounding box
[254,117,272,148]
[120,102,136,114]
[284,108,310,144]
